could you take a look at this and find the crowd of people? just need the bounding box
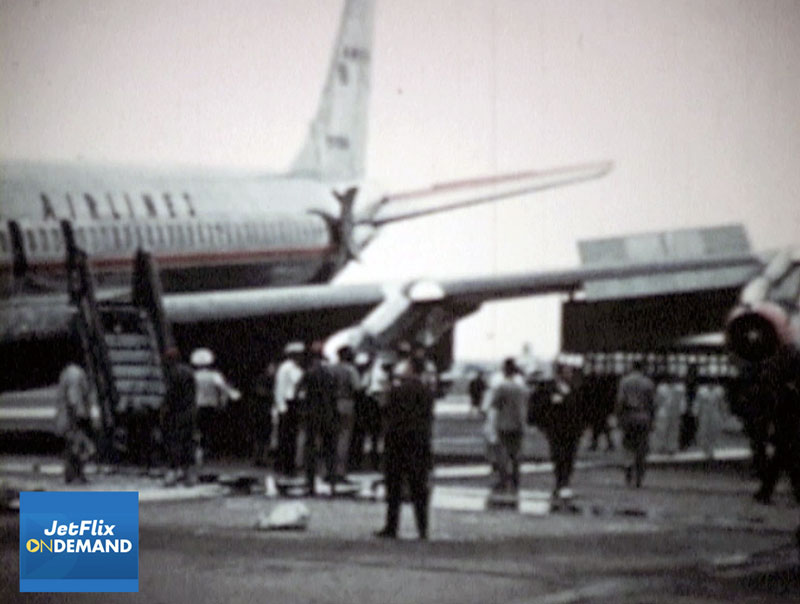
[55,337,798,540]
[54,338,439,539]
[55,345,241,487]
[475,350,799,507]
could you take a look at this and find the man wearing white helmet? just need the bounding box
[191,348,241,459]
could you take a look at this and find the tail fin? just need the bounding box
[289,0,375,182]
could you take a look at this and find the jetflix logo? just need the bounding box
[20,492,139,592]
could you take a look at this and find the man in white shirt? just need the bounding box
[274,342,305,476]
[191,348,241,459]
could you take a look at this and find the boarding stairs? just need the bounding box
[62,221,174,457]
[97,302,166,414]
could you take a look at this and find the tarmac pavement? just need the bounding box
[2,396,798,602]
[1,443,799,602]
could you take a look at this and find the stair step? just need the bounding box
[118,394,163,411]
[108,349,157,364]
[115,379,166,395]
[112,365,164,380]
[104,333,151,349]
[98,304,141,315]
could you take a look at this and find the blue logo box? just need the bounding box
[20,491,139,592]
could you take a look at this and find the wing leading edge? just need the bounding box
[1,253,762,346]
[163,253,761,336]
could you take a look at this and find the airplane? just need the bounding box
[0,0,796,439]
[0,0,616,389]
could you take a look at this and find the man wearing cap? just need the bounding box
[274,341,305,476]
[191,348,241,458]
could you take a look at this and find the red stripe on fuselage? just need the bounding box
[0,245,334,274]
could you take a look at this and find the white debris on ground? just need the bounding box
[256,502,311,531]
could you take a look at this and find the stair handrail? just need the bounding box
[131,249,175,356]
[61,220,119,435]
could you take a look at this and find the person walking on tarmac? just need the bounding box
[613,360,656,488]
[525,364,586,500]
[161,348,197,486]
[302,342,339,496]
[486,358,529,494]
[468,370,488,417]
[375,355,435,540]
[331,345,360,483]
[56,363,96,484]
[274,342,305,476]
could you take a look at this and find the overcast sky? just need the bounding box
[2,0,799,361]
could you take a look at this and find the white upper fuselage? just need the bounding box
[0,160,377,295]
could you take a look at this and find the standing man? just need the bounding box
[251,361,276,467]
[347,352,375,471]
[543,365,586,499]
[161,348,197,486]
[331,345,360,482]
[274,342,305,476]
[56,363,96,484]
[614,360,656,488]
[191,348,241,458]
[486,359,529,494]
[468,370,487,417]
[695,381,725,460]
[753,345,800,505]
[375,356,435,540]
[302,342,339,495]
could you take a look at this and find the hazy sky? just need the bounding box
[2,0,799,360]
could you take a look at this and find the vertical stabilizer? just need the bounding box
[289,0,375,182]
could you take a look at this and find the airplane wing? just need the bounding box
[359,161,613,227]
[162,253,762,352]
[0,252,763,347]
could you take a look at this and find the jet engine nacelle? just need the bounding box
[725,301,796,363]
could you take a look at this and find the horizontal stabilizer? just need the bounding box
[361,161,612,227]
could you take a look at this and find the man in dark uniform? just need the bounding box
[302,342,339,496]
[468,370,487,417]
[753,344,800,504]
[528,365,587,499]
[375,355,434,540]
[161,348,197,486]
[251,361,276,467]
[614,360,656,488]
[347,352,376,471]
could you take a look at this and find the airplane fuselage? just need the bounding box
[0,161,366,296]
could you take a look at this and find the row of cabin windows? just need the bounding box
[11,220,327,257]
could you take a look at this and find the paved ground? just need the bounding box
[2,447,799,603]
[2,397,798,602]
